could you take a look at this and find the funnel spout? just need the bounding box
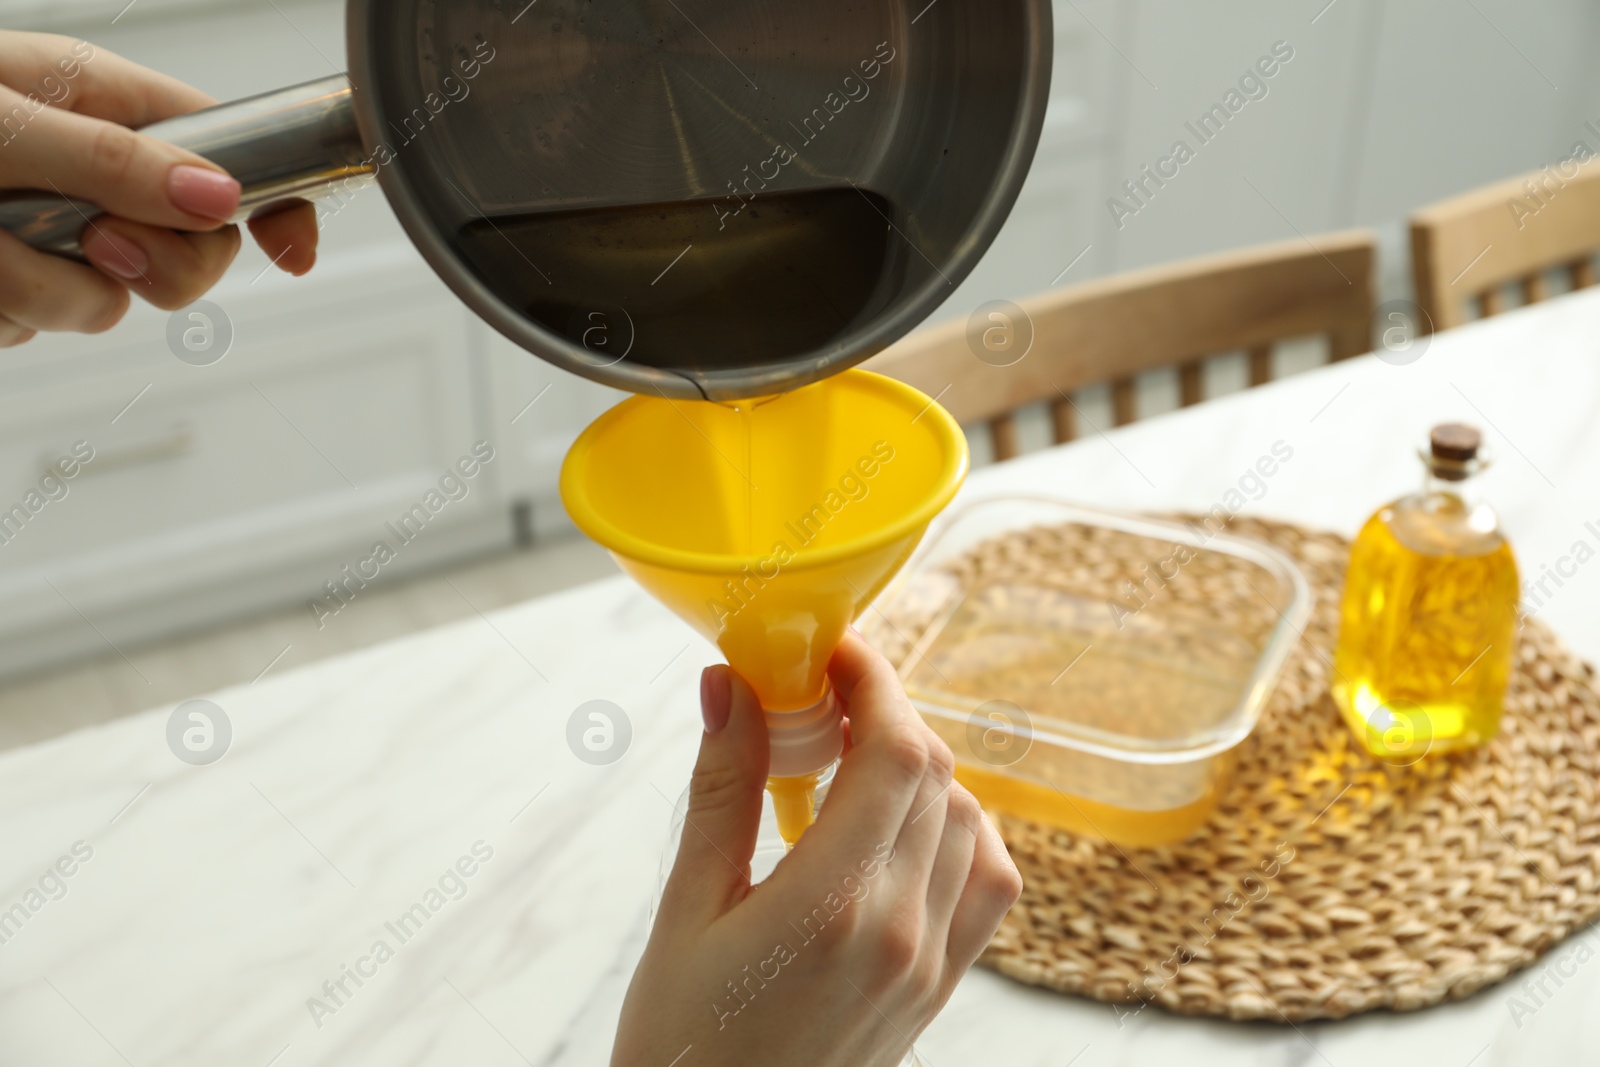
[765,687,844,778]
[765,688,843,847]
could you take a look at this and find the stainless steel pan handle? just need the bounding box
[0,74,373,259]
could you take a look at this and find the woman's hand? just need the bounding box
[0,31,319,346]
[613,632,1023,1067]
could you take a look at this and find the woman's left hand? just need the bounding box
[0,31,320,345]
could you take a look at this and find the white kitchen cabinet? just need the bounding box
[1042,0,1118,150]
[1099,4,1367,273]
[475,320,626,541]
[1339,0,1600,227]
[929,0,1600,304]
[0,246,509,676]
[20,0,350,102]
[923,0,1119,326]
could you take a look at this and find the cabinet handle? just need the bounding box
[50,425,195,478]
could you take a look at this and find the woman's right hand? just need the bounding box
[612,631,1023,1067]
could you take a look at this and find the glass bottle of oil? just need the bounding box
[1332,423,1519,760]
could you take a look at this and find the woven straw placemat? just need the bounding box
[872,514,1600,1022]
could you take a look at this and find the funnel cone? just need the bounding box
[561,369,968,787]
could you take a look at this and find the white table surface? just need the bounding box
[3,289,1599,1067]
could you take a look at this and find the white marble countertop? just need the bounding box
[3,289,1600,1066]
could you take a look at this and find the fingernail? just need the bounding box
[168,164,240,222]
[701,666,731,735]
[82,228,148,280]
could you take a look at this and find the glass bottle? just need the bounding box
[1331,423,1519,760]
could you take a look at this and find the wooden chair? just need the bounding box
[866,231,1375,461]
[1411,157,1600,332]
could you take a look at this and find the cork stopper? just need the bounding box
[1430,423,1481,462]
[1427,423,1482,480]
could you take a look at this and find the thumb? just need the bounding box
[664,664,769,919]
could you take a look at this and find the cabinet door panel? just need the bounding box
[478,320,625,535]
[0,251,491,667]
[1046,0,1118,148]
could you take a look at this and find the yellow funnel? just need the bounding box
[561,370,968,831]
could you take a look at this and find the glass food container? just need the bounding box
[868,496,1312,847]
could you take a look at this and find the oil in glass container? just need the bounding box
[1332,424,1519,759]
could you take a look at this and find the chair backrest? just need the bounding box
[866,230,1375,461]
[1411,156,1600,332]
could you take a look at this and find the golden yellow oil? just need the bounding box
[767,772,820,849]
[727,396,827,852]
[951,763,1219,847]
[1332,499,1519,758]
